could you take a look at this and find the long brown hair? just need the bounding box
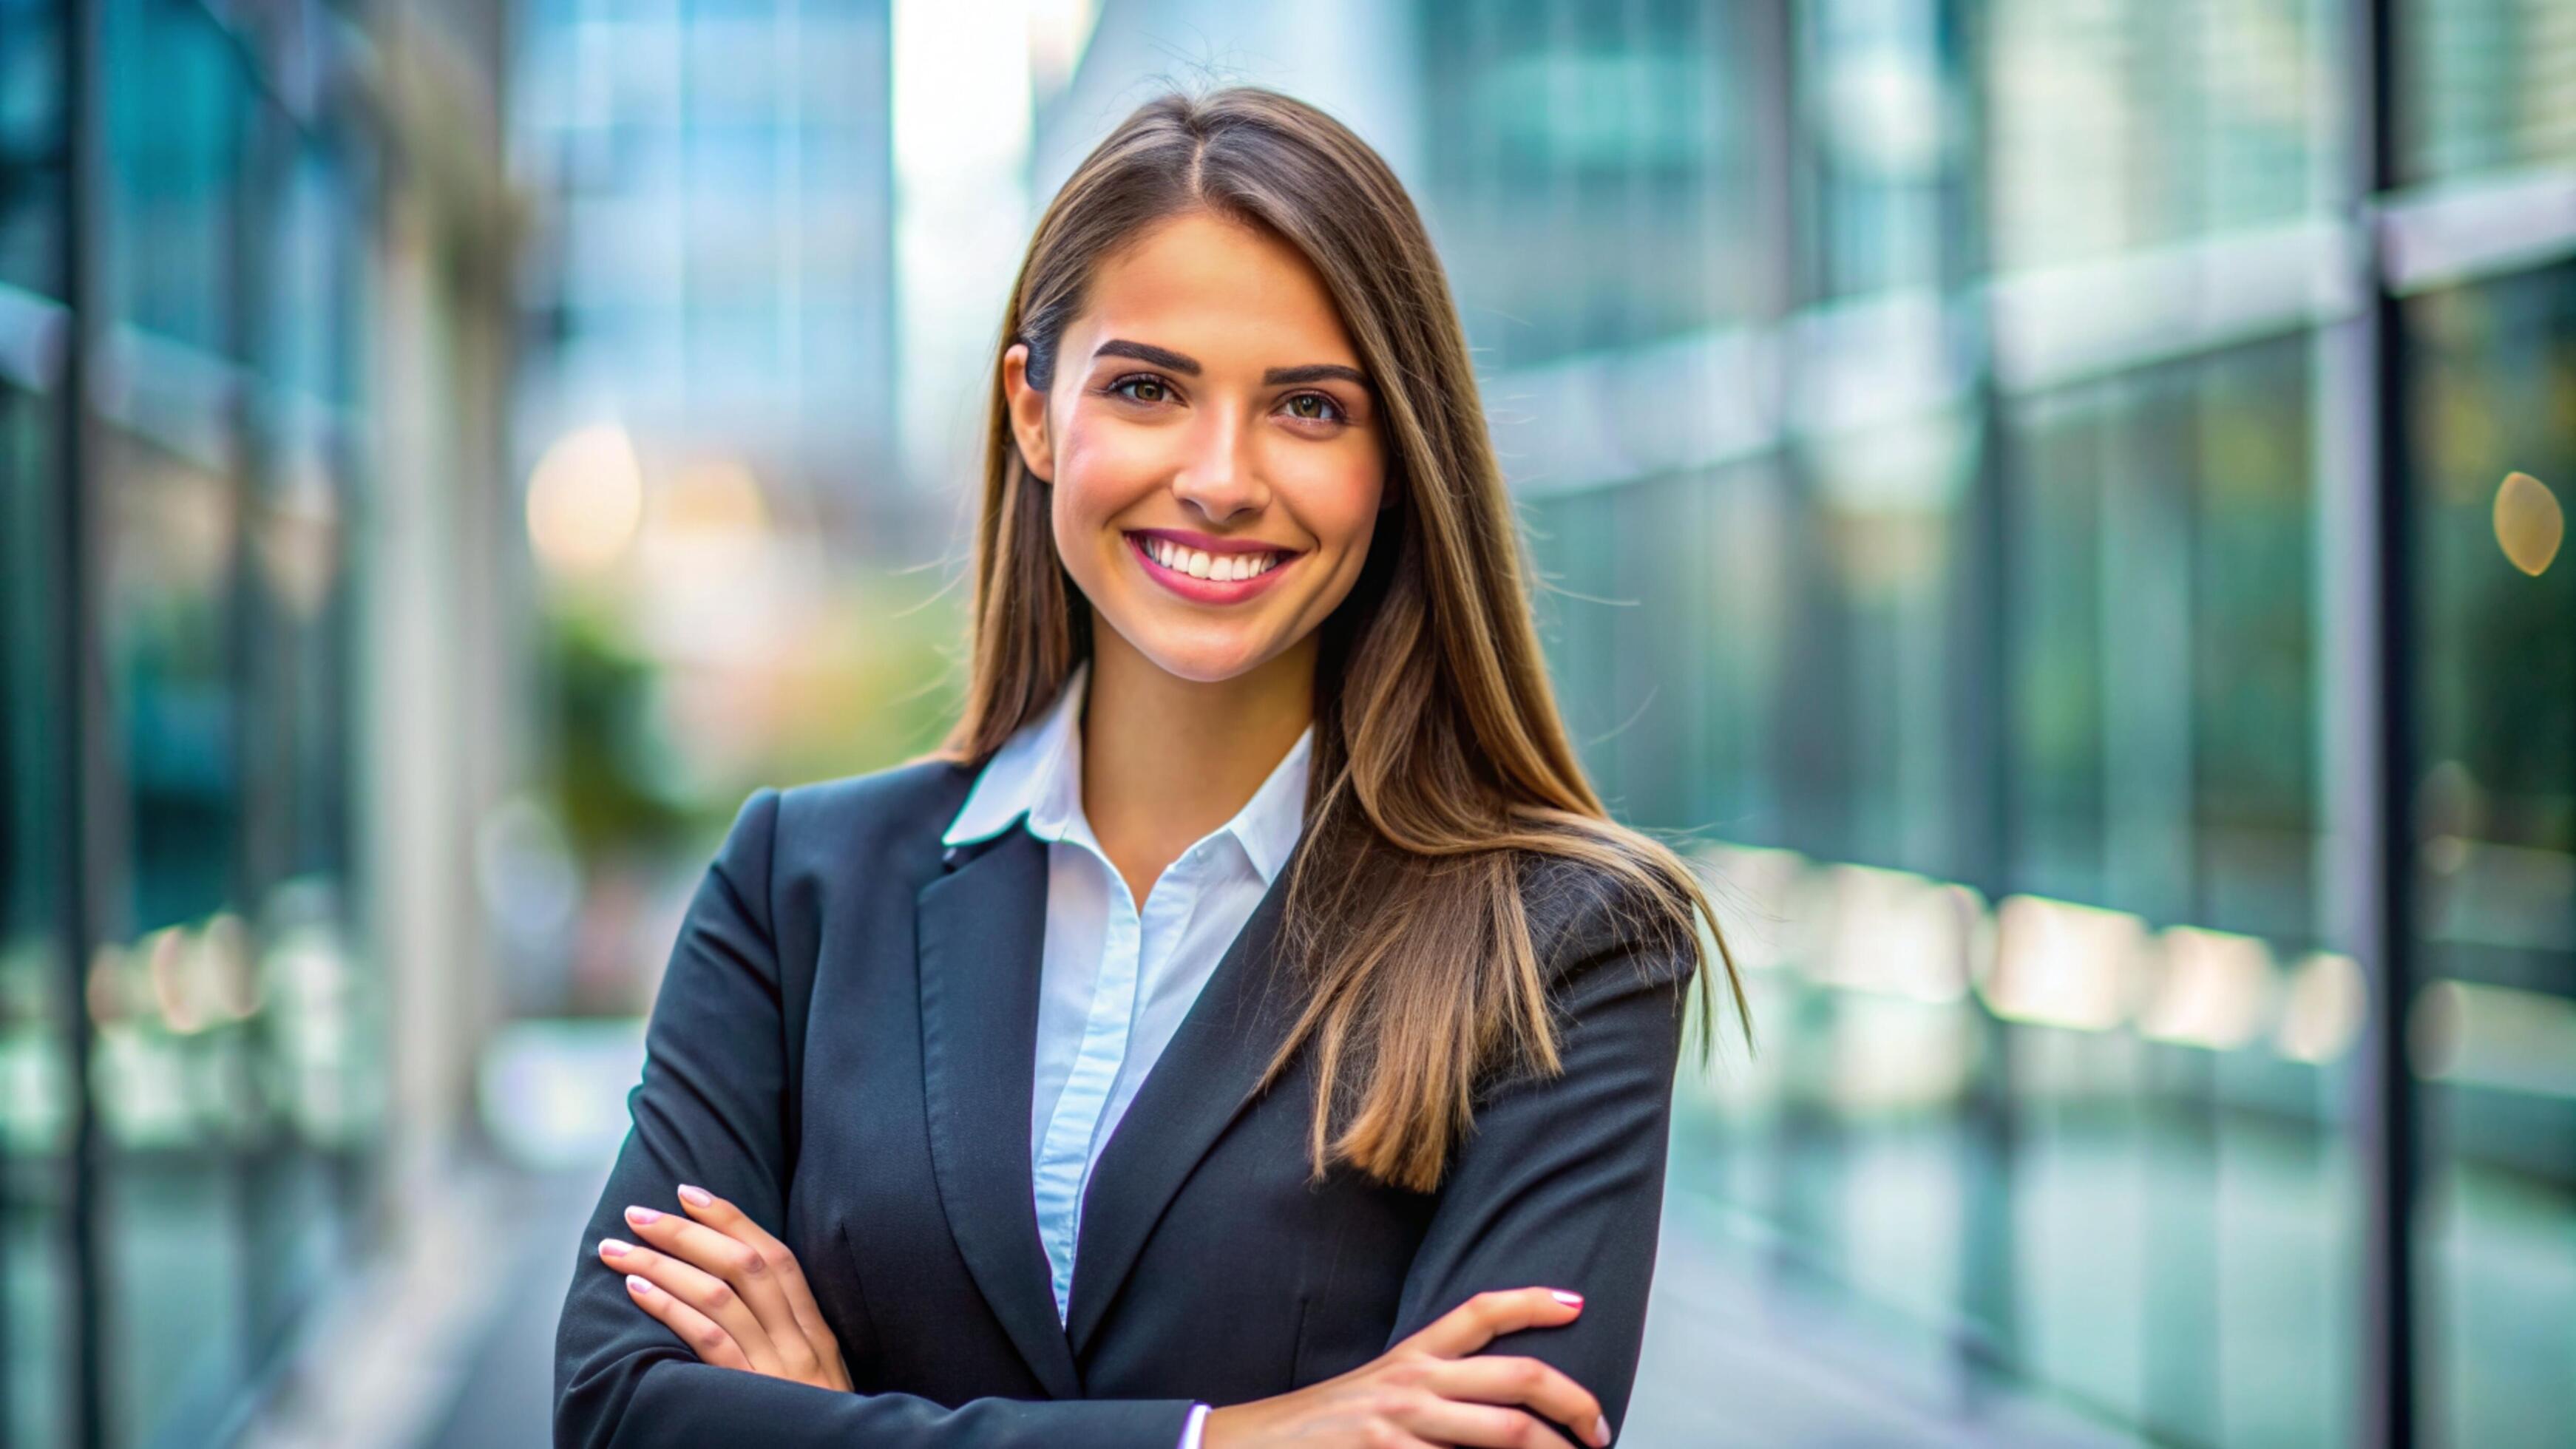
[934,84,1751,1192]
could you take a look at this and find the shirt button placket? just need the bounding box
[1043,852,1142,1318]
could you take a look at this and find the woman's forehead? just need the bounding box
[1074,215,1358,367]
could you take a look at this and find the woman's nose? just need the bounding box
[1170,409,1267,520]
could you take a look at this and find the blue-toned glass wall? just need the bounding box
[0,0,526,1443]
[2396,0,2576,1435]
[1409,0,2575,1445]
[501,0,908,1039]
[510,0,898,550]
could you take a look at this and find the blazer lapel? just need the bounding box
[916,829,1083,1399]
[1063,828,1314,1359]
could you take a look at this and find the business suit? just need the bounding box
[554,753,1697,1448]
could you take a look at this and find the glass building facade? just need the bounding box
[0,0,520,1443]
[1382,0,2572,1445]
[509,0,900,544]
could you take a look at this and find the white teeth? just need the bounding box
[1138,535,1285,583]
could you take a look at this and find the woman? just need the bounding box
[555,85,1748,1449]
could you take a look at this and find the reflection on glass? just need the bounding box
[2405,259,2576,1449]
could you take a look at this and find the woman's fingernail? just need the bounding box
[677,1184,713,1208]
[626,1274,652,1295]
[625,1205,662,1226]
[599,1238,631,1258]
[1550,1289,1584,1306]
[1591,1414,1613,1445]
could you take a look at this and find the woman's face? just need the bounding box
[1003,211,1386,685]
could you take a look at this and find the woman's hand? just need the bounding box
[596,1184,852,1393]
[1203,1286,1612,1448]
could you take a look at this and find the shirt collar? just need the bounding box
[940,657,1315,886]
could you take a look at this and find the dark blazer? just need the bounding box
[554,756,1697,1448]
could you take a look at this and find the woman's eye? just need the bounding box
[1108,375,1172,405]
[1284,393,1345,424]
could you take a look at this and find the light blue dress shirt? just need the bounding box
[940,657,1314,1449]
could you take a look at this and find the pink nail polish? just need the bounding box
[600,1238,630,1258]
[626,1274,652,1294]
[1591,1414,1613,1445]
[1550,1289,1584,1306]
[625,1205,662,1226]
[677,1184,713,1208]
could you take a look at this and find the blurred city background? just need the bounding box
[1,0,2571,1445]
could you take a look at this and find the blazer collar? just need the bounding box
[915,802,1315,1394]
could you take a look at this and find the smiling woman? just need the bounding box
[555,84,1751,1449]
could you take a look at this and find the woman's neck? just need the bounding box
[1080,629,1316,907]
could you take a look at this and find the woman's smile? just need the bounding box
[1124,528,1304,603]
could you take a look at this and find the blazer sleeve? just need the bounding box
[1380,870,1698,1447]
[553,787,1198,1449]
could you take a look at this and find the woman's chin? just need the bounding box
[1104,620,1282,686]
[1139,646,1272,686]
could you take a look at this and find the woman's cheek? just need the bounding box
[1051,419,1165,526]
[1288,457,1383,560]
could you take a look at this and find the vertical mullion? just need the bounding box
[2336,0,2420,1442]
[58,0,109,1438]
[0,0,32,1439]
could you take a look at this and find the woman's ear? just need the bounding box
[1002,343,1056,483]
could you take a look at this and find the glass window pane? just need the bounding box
[2404,258,2576,1449]
[2402,0,2576,183]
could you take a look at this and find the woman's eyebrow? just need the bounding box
[1264,362,1371,388]
[1094,338,1199,373]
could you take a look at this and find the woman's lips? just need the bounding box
[1125,531,1300,604]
